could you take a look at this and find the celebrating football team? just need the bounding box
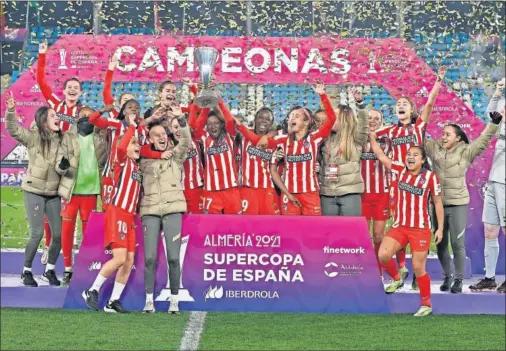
[4,40,505,317]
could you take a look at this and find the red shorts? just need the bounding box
[61,195,97,220]
[104,206,136,252]
[386,226,431,252]
[101,176,114,212]
[239,187,280,215]
[362,193,390,221]
[184,187,204,214]
[202,188,242,214]
[281,191,321,216]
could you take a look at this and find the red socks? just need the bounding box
[382,258,400,281]
[44,217,52,247]
[396,248,406,268]
[417,273,431,307]
[374,242,382,276]
[61,219,76,269]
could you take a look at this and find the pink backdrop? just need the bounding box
[0,35,498,273]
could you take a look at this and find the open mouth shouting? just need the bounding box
[406,158,416,167]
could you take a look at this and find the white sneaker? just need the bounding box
[168,298,180,314]
[40,247,49,265]
[143,300,155,313]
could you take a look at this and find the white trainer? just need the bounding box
[143,300,156,313]
[168,298,180,314]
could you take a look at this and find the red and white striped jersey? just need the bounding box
[390,162,441,229]
[239,138,274,189]
[182,139,204,190]
[199,132,238,191]
[89,112,149,178]
[192,101,239,192]
[238,93,336,194]
[111,126,142,214]
[376,117,426,163]
[37,54,80,132]
[361,136,392,194]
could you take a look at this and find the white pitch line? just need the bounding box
[179,311,207,351]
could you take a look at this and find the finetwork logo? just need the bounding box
[204,286,224,301]
[323,246,366,254]
[88,261,102,271]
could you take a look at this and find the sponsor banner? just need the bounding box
[1,28,26,42]
[64,214,388,313]
[0,34,499,274]
[181,215,389,313]
[63,212,169,310]
[1,167,26,186]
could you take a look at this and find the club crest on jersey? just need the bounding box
[131,171,142,182]
[207,143,229,155]
[303,140,310,148]
[187,148,198,160]
[392,134,416,146]
[56,113,75,124]
[286,153,312,163]
[419,178,426,184]
[398,181,424,196]
[246,146,272,161]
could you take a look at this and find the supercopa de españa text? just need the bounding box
[203,253,305,283]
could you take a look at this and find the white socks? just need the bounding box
[485,238,500,278]
[23,266,32,273]
[45,263,55,272]
[146,293,154,303]
[65,267,72,273]
[110,282,126,302]
[171,294,179,302]
[91,274,107,292]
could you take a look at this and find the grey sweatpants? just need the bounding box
[23,191,62,268]
[321,194,362,216]
[142,213,182,295]
[433,204,468,280]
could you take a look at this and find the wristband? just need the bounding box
[437,76,442,82]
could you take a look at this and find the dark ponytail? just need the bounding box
[447,123,470,144]
[34,106,62,157]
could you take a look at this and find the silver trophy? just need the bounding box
[58,49,68,69]
[194,47,219,108]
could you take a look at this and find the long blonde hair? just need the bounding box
[335,105,358,161]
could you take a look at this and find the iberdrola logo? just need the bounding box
[204,286,224,301]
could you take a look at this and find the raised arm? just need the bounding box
[193,107,210,139]
[103,64,116,105]
[218,99,237,136]
[173,116,191,164]
[464,118,501,162]
[487,78,505,115]
[312,82,337,139]
[369,132,392,169]
[5,94,36,146]
[88,108,122,130]
[421,66,447,124]
[349,88,369,145]
[36,40,60,106]
[117,124,136,161]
